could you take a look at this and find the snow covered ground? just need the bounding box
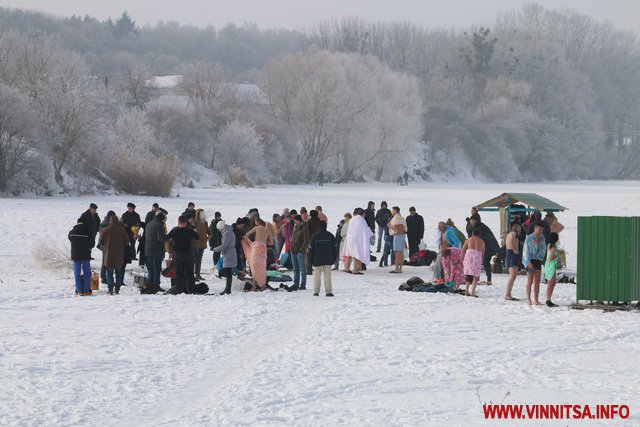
[1,181,639,426]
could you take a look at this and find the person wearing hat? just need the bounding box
[68,217,94,296]
[144,211,167,293]
[144,203,160,225]
[213,220,237,295]
[80,203,100,250]
[121,202,141,261]
[182,202,196,219]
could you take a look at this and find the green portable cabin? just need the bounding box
[475,193,568,241]
[577,216,640,303]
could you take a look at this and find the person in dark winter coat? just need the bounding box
[98,210,116,283]
[98,215,129,295]
[232,217,250,276]
[364,201,376,235]
[144,212,166,292]
[69,218,94,295]
[375,201,392,252]
[307,222,337,296]
[79,203,100,248]
[182,202,196,220]
[165,215,200,294]
[209,211,223,266]
[469,214,500,285]
[307,210,324,239]
[121,202,141,261]
[213,221,237,295]
[144,203,159,225]
[406,207,425,257]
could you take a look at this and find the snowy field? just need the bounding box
[1,181,639,427]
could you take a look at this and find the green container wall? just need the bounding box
[577,216,640,302]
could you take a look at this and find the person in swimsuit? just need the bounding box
[461,228,485,297]
[504,223,522,301]
[522,222,547,306]
[544,232,560,307]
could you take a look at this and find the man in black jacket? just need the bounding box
[307,221,337,297]
[209,211,223,266]
[121,202,141,261]
[469,214,500,285]
[69,218,94,295]
[144,203,160,225]
[375,201,392,252]
[145,212,166,293]
[364,201,376,236]
[165,215,200,294]
[80,203,100,249]
[406,207,425,257]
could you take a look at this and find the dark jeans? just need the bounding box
[408,237,420,257]
[381,234,394,266]
[483,255,493,282]
[106,267,124,293]
[146,256,163,288]
[174,257,195,293]
[292,252,307,287]
[376,224,386,252]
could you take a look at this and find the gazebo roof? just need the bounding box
[476,193,568,212]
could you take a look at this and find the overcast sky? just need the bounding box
[1,0,639,33]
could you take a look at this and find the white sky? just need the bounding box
[0,0,639,33]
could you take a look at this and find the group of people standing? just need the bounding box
[68,198,565,305]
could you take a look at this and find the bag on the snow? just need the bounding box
[192,282,209,295]
[90,273,100,291]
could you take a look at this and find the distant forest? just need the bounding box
[1,5,639,195]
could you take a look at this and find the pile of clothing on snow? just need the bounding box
[398,276,465,294]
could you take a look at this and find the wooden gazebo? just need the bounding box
[475,193,568,240]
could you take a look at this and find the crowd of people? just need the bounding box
[67,199,565,305]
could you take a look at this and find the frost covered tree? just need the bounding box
[261,50,422,182]
[216,120,265,184]
[0,85,38,191]
[179,62,231,106]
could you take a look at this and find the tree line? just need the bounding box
[0,4,639,195]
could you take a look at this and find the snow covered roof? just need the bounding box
[476,193,568,212]
[145,75,184,89]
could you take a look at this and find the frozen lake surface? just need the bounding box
[1,181,639,426]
